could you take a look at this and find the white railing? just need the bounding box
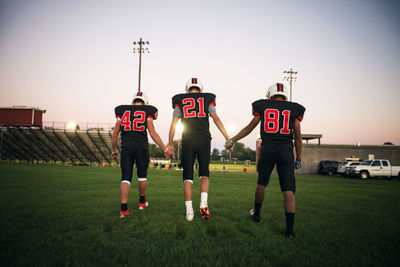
[42,122,114,131]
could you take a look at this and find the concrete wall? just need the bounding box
[297,144,400,174]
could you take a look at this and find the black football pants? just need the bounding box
[181,135,211,182]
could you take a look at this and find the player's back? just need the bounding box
[114,104,158,148]
[252,99,305,144]
[172,92,216,139]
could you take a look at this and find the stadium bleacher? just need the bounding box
[0,126,120,165]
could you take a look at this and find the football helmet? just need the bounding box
[185,77,203,93]
[266,83,288,100]
[132,92,149,104]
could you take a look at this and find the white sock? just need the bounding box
[200,192,208,208]
[185,201,193,212]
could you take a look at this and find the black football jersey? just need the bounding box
[252,99,305,144]
[114,104,158,148]
[172,92,216,139]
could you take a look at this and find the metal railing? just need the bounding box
[42,122,114,131]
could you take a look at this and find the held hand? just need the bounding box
[111,151,118,159]
[295,158,302,169]
[163,147,170,159]
[168,144,175,155]
[164,146,175,159]
[229,144,234,152]
[165,150,174,160]
[169,150,175,159]
[225,139,234,151]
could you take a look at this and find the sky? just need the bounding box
[1,0,399,150]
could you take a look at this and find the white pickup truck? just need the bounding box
[349,159,400,179]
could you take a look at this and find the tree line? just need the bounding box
[149,141,256,161]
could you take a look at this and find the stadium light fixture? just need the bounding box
[66,121,76,130]
[133,38,150,92]
[283,68,298,101]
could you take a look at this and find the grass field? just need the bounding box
[0,163,399,266]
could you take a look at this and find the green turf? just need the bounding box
[0,163,399,266]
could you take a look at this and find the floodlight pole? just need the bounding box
[138,40,142,93]
[133,38,150,92]
[178,139,181,160]
[283,68,298,101]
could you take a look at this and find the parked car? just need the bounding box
[317,161,339,176]
[337,161,361,177]
[349,159,400,179]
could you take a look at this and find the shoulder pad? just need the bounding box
[172,94,183,109]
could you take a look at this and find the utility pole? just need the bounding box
[133,38,150,92]
[283,68,298,101]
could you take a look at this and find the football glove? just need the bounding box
[295,158,301,169]
[225,139,234,150]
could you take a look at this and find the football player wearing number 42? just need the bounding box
[225,83,305,238]
[112,92,173,218]
[167,78,232,222]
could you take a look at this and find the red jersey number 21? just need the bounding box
[120,110,146,131]
[264,109,290,134]
[182,98,206,118]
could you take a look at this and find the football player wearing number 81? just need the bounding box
[167,78,232,221]
[225,83,305,238]
[112,92,173,218]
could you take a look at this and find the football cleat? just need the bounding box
[266,82,288,100]
[200,207,211,220]
[120,208,130,218]
[186,210,194,221]
[284,230,295,239]
[249,209,260,223]
[138,201,149,210]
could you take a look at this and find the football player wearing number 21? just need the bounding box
[167,78,232,221]
[225,83,305,238]
[112,92,173,218]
